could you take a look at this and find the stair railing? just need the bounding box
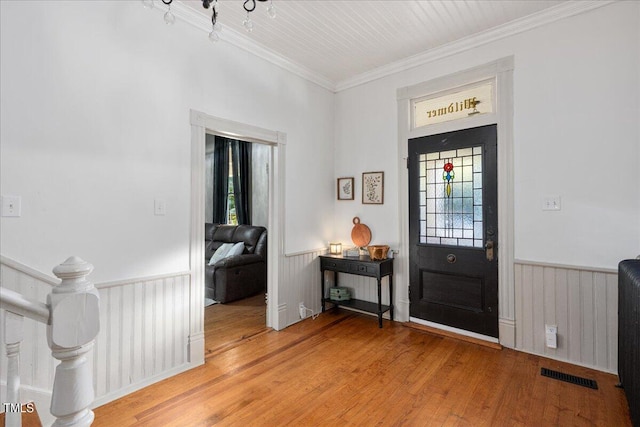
[1,257,100,427]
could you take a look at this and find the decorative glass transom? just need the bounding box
[419,146,483,247]
[412,80,494,129]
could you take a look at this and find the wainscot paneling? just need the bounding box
[0,256,192,420]
[281,249,328,327]
[514,260,618,373]
[92,272,191,403]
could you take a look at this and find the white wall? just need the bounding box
[334,1,639,269]
[0,0,335,283]
[332,1,639,371]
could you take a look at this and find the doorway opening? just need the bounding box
[204,134,270,356]
[396,57,514,347]
[188,110,285,365]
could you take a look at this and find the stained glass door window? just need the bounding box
[418,146,483,247]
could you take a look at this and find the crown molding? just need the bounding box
[159,1,336,92]
[334,0,615,92]
[153,1,615,94]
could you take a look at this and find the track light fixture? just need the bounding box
[143,0,276,41]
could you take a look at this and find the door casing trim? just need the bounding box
[397,56,515,348]
[188,110,287,365]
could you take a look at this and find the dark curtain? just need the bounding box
[231,139,252,225]
[212,136,229,224]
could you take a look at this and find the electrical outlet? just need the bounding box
[545,325,557,349]
[299,302,306,319]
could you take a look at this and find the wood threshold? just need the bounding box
[204,293,268,359]
[205,327,272,360]
[404,321,503,350]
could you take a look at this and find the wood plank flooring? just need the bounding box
[94,309,631,426]
[204,294,269,359]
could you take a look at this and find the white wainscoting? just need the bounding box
[0,256,193,420]
[281,248,328,327]
[514,260,618,373]
[91,272,192,406]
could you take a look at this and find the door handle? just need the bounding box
[485,239,494,261]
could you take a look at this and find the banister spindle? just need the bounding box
[47,257,100,427]
[4,311,24,427]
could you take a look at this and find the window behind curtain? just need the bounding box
[207,135,251,225]
[226,145,237,225]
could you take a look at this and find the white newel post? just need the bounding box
[47,257,100,427]
[4,311,24,427]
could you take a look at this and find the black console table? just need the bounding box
[319,254,394,328]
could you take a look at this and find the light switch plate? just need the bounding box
[542,196,561,211]
[154,199,166,216]
[2,195,21,217]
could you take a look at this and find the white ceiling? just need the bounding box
[175,0,604,90]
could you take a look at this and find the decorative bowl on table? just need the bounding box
[367,245,390,260]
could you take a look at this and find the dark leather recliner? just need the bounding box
[205,223,267,303]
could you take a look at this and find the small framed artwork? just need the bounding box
[337,177,354,200]
[362,171,384,204]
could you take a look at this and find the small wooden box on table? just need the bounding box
[319,254,394,328]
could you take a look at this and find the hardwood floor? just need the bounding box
[94,309,631,426]
[204,294,269,359]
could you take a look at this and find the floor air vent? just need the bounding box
[541,368,598,389]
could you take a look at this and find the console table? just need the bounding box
[319,254,394,328]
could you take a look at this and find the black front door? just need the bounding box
[408,125,498,337]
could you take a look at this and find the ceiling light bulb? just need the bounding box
[243,16,254,32]
[209,24,221,42]
[142,0,155,9]
[164,9,176,25]
[267,2,276,19]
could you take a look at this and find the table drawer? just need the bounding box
[321,258,352,273]
[351,263,379,275]
[320,255,388,278]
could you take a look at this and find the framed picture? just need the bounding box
[362,171,384,204]
[337,177,354,200]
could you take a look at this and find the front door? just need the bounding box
[408,125,498,337]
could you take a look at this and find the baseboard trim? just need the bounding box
[188,331,206,366]
[91,362,196,409]
[276,302,288,331]
[516,347,618,376]
[499,318,516,349]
